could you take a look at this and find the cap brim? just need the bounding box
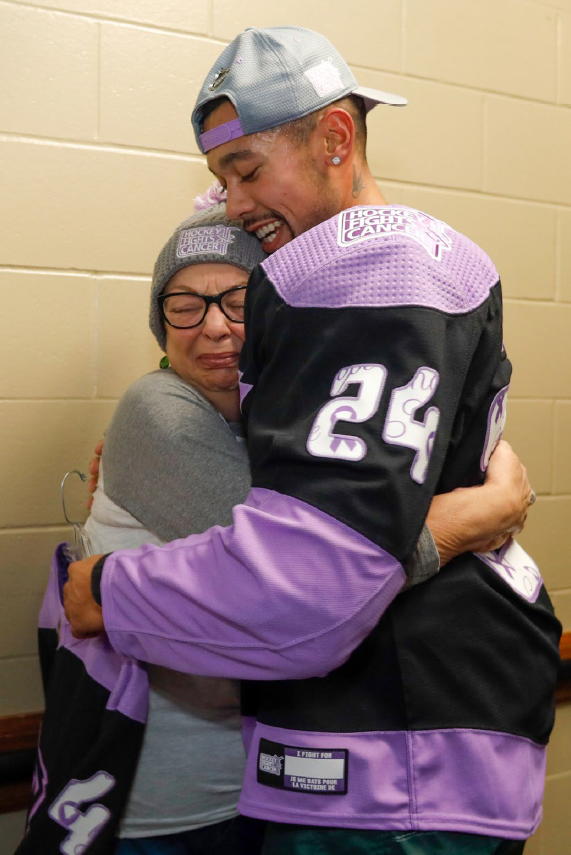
[354,85,408,111]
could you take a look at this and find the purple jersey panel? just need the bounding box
[242,715,257,756]
[38,543,67,630]
[238,369,253,408]
[262,206,499,313]
[102,488,406,680]
[58,624,148,724]
[44,546,148,723]
[238,722,545,839]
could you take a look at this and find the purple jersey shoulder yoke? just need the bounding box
[261,206,499,314]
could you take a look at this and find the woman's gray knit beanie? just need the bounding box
[149,202,266,351]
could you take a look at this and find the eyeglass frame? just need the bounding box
[158,285,247,330]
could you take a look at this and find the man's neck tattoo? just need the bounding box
[352,166,365,198]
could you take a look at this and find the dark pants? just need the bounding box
[114,815,266,855]
[261,824,526,855]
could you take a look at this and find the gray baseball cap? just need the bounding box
[192,26,407,154]
[150,202,266,350]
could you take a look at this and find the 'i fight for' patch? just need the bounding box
[337,207,453,261]
[257,738,348,794]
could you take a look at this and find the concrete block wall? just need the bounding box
[0,1,569,851]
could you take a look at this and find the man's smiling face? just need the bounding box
[205,100,339,253]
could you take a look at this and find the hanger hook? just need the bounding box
[61,469,87,526]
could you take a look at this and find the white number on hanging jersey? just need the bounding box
[48,771,115,855]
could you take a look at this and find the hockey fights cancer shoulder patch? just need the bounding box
[258,738,348,795]
[337,207,453,261]
[176,225,238,258]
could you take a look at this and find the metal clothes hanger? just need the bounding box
[60,470,94,562]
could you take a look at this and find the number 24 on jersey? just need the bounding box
[306,363,440,485]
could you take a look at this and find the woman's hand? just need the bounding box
[63,554,105,637]
[427,440,534,566]
[87,439,104,509]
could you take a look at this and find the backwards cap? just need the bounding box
[150,200,266,351]
[192,26,407,154]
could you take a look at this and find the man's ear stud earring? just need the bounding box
[332,156,341,165]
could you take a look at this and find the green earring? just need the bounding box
[159,355,170,370]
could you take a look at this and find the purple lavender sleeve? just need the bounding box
[102,488,405,679]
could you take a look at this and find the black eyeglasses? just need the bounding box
[158,285,247,330]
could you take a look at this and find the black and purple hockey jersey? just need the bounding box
[98,206,561,839]
[18,545,147,854]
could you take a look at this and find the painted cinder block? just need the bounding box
[99,25,224,154]
[550,590,571,629]
[0,138,210,273]
[559,209,571,302]
[503,300,571,398]
[559,12,571,106]
[0,657,43,716]
[399,186,557,301]
[211,0,403,73]
[484,95,571,206]
[553,402,571,494]
[96,275,163,399]
[0,811,27,855]
[503,400,553,496]
[0,527,72,658]
[532,0,571,11]
[405,0,557,103]
[517,496,571,590]
[0,401,117,528]
[0,2,98,141]
[378,181,406,205]
[520,829,541,855]
[0,271,96,399]
[6,0,210,34]
[547,705,571,776]
[540,773,571,854]
[358,70,482,191]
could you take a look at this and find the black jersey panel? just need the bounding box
[437,281,511,492]
[389,557,560,743]
[38,646,142,785]
[243,612,407,734]
[241,270,499,564]
[18,645,144,855]
[247,555,560,743]
[38,626,58,697]
[239,258,558,752]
